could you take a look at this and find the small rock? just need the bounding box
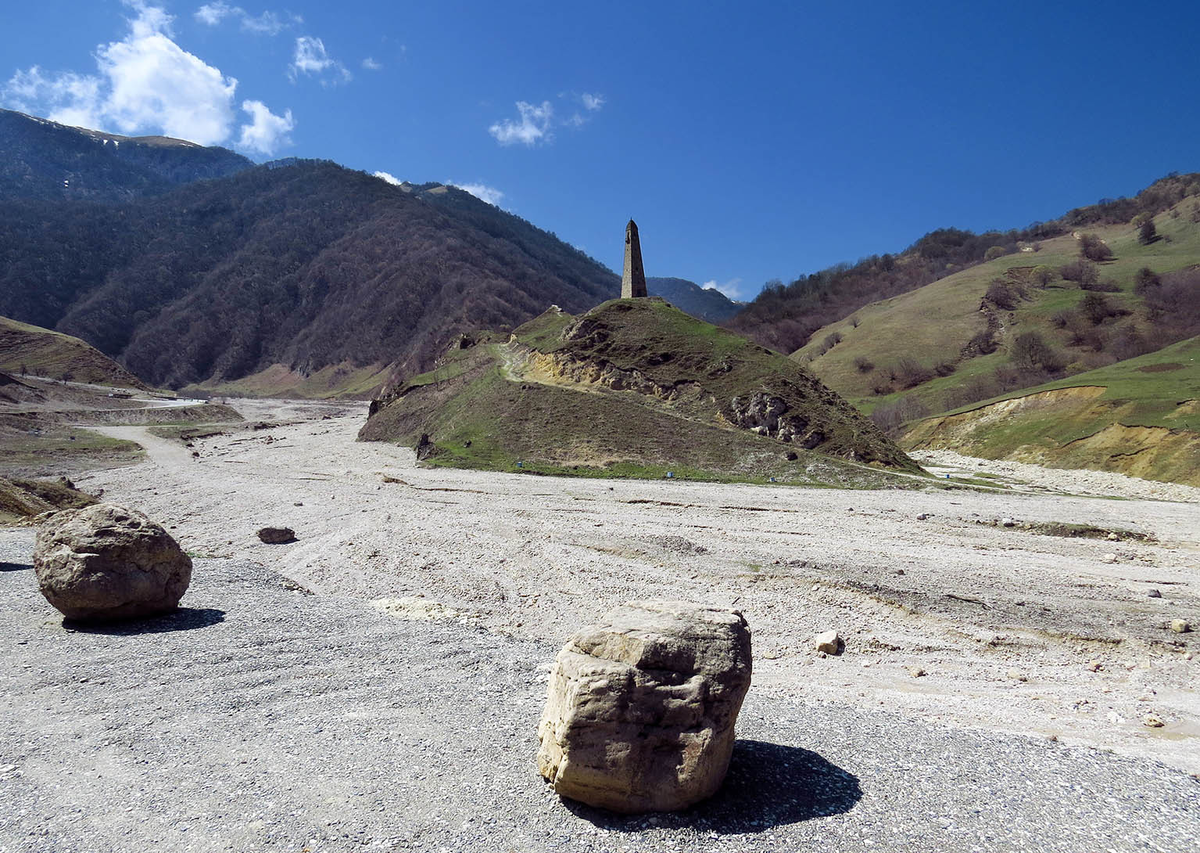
[1106,532,1120,541]
[1170,619,1192,634]
[916,513,929,521]
[1086,661,1102,672]
[895,568,905,576]
[1000,518,1016,527]
[1102,553,1117,564]
[1007,669,1027,682]
[1143,714,1165,728]
[907,666,926,678]
[257,526,297,544]
[1147,588,1162,598]
[814,630,843,655]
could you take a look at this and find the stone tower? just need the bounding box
[621,219,647,299]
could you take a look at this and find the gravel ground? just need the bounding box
[64,402,1200,775]
[912,450,1200,504]
[2,532,1197,853]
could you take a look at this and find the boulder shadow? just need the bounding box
[63,607,226,635]
[0,561,33,572]
[562,739,861,834]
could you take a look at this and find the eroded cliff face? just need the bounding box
[903,386,1200,486]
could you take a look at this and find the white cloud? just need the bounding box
[374,170,402,185]
[703,278,744,300]
[237,99,293,154]
[488,100,553,147]
[290,36,351,85]
[0,1,292,156]
[194,3,287,35]
[449,181,504,207]
[195,1,234,25]
[581,92,605,111]
[361,57,382,71]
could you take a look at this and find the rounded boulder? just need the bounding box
[34,503,193,622]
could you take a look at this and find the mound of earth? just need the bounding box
[0,316,148,390]
[0,476,98,525]
[360,299,919,484]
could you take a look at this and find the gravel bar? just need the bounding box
[1,531,1197,853]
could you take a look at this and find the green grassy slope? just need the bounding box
[793,203,1200,415]
[360,300,922,486]
[0,316,148,389]
[901,337,1200,485]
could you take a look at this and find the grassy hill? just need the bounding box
[793,201,1200,417]
[360,299,920,486]
[0,316,148,389]
[901,336,1200,486]
[730,172,1200,357]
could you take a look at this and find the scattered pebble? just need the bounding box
[1143,714,1165,728]
[1170,619,1192,634]
[1147,589,1162,598]
[907,666,927,678]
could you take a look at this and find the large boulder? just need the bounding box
[34,504,192,622]
[536,601,752,813]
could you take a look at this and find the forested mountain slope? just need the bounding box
[0,161,619,393]
[0,108,251,203]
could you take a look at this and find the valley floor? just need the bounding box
[2,400,1198,850]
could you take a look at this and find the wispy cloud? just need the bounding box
[0,1,293,155]
[289,36,351,85]
[194,2,289,36]
[361,57,382,71]
[703,278,744,300]
[581,92,605,111]
[373,170,402,185]
[449,181,505,207]
[488,100,554,147]
[238,99,293,154]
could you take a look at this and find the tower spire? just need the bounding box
[621,219,647,298]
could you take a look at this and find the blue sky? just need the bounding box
[4,1,1199,300]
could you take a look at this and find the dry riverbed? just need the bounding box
[2,399,1198,851]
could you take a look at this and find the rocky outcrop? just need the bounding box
[34,504,192,621]
[729,391,827,449]
[537,601,752,813]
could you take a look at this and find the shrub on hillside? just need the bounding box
[1050,308,1076,329]
[1032,265,1057,287]
[964,329,998,355]
[984,279,1020,310]
[1138,219,1159,245]
[1009,331,1065,374]
[1079,233,1113,262]
[1060,259,1100,289]
[869,396,930,437]
[891,356,934,389]
[984,246,1007,261]
[1081,292,1127,325]
[1133,267,1161,294]
[853,356,874,373]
